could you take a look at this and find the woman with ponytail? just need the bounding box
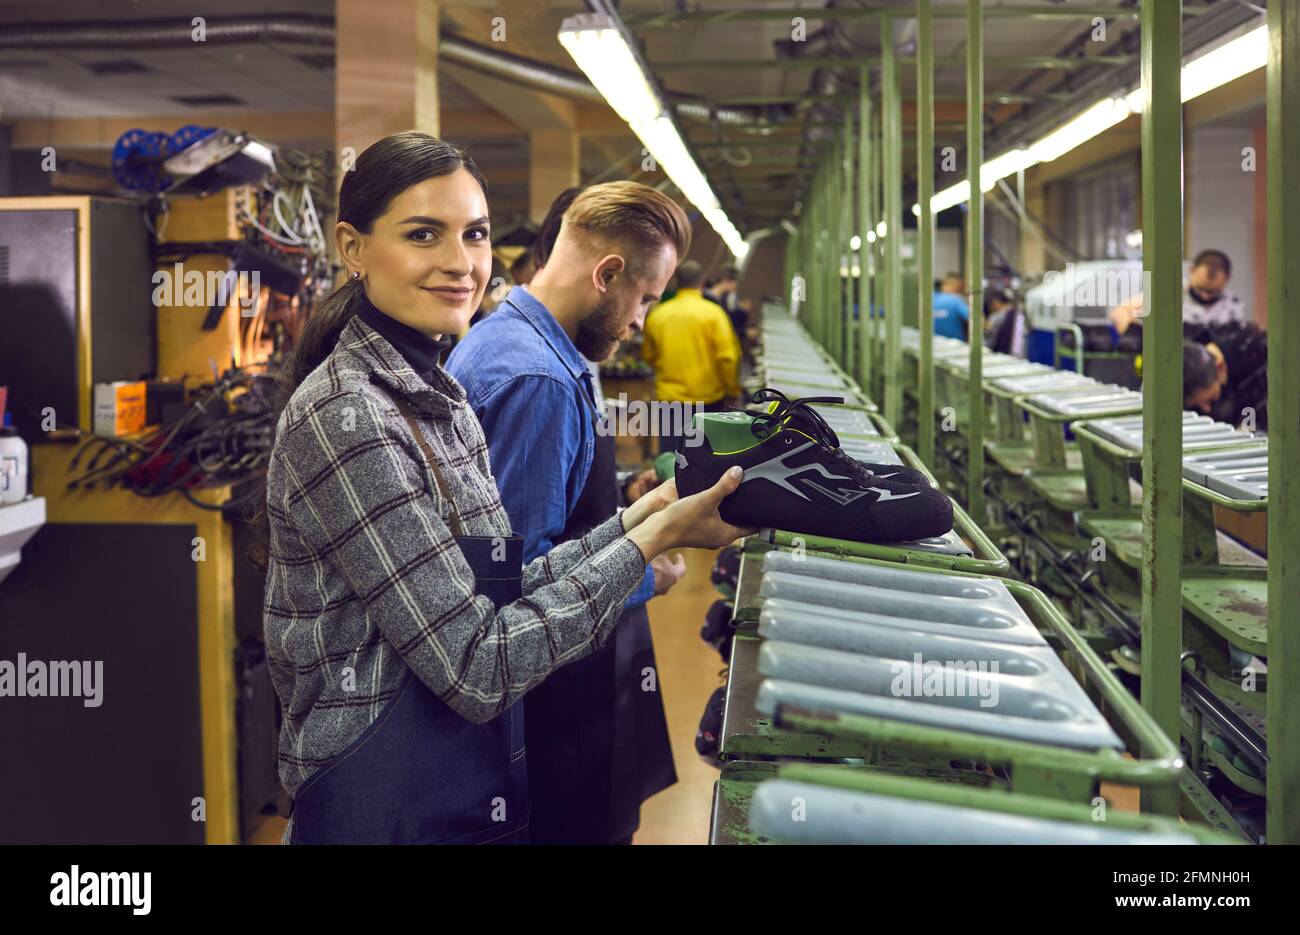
[262,131,750,844]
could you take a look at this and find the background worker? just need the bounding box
[642,259,743,454]
[1109,248,1249,335]
[984,286,1028,357]
[932,273,971,340]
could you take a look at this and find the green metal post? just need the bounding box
[883,25,902,428]
[870,103,883,402]
[917,0,935,468]
[966,0,985,522]
[813,161,825,344]
[799,202,810,326]
[858,66,874,393]
[821,157,832,347]
[842,115,855,369]
[1267,0,1300,845]
[1138,0,1183,818]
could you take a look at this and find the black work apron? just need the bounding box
[524,379,677,844]
[289,397,529,845]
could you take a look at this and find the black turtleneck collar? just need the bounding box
[357,291,452,385]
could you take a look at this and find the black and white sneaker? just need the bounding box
[674,392,953,543]
[747,388,931,486]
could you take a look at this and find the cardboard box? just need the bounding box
[93,381,147,437]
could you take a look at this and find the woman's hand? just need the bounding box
[627,466,756,560]
[622,476,679,532]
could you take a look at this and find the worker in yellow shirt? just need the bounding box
[642,259,742,454]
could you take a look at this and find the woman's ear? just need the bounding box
[336,222,364,274]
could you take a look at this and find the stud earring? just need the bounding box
[351,270,361,280]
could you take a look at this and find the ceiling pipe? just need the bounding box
[0,13,770,127]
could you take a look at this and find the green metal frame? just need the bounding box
[882,32,902,430]
[1139,0,1185,818]
[1266,0,1299,844]
[966,0,986,524]
[916,0,936,470]
[1016,395,1140,472]
[736,552,1184,809]
[768,767,1240,844]
[769,0,1296,843]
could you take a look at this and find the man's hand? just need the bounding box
[650,552,687,596]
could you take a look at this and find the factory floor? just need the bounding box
[249,544,725,846]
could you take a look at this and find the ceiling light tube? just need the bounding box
[917,21,1268,217]
[559,13,748,259]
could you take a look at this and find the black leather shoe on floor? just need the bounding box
[674,394,953,543]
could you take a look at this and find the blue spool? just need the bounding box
[171,124,216,153]
[111,128,174,192]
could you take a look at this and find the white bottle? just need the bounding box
[0,414,29,505]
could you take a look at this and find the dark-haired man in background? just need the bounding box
[1110,248,1248,334]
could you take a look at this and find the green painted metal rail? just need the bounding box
[966,0,986,526]
[1267,0,1299,845]
[1139,0,1185,818]
[763,560,1185,809]
[917,0,936,470]
[882,31,902,430]
[771,767,1239,844]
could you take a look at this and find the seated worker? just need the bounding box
[1109,248,1248,335]
[642,259,743,454]
[932,273,970,340]
[1185,320,1269,430]
[447,182,690,844]
[1183,339,1226,415]
[984,287,1027,357]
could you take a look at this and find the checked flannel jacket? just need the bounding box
[263,315,648,795]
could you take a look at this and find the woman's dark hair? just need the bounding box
[280,132,487,396]
[1183,339,1219,400]
[246,132,487,568]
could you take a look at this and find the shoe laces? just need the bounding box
[742,387,875,486]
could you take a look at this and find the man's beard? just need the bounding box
[574,295,626,361]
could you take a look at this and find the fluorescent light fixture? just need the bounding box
[876,221,887,238]
[559,14,748,259]
[1180,24,1268,103]
[850,234,862,250]
[1028,97,1131,163]
[930,180,971,214]
[978,148,1035,191]
[866,230,877,244]
[919,23,1268,216]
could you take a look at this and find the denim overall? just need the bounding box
[289,397,528,845]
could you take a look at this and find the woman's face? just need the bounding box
[341,167,491,337]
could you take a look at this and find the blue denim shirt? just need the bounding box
[447,286,655,608]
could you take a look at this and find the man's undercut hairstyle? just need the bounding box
[561,181,692,276]
[1193,249,1232,279]
[676,259,704,288]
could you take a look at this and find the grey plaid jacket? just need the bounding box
[263,315,647,795]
